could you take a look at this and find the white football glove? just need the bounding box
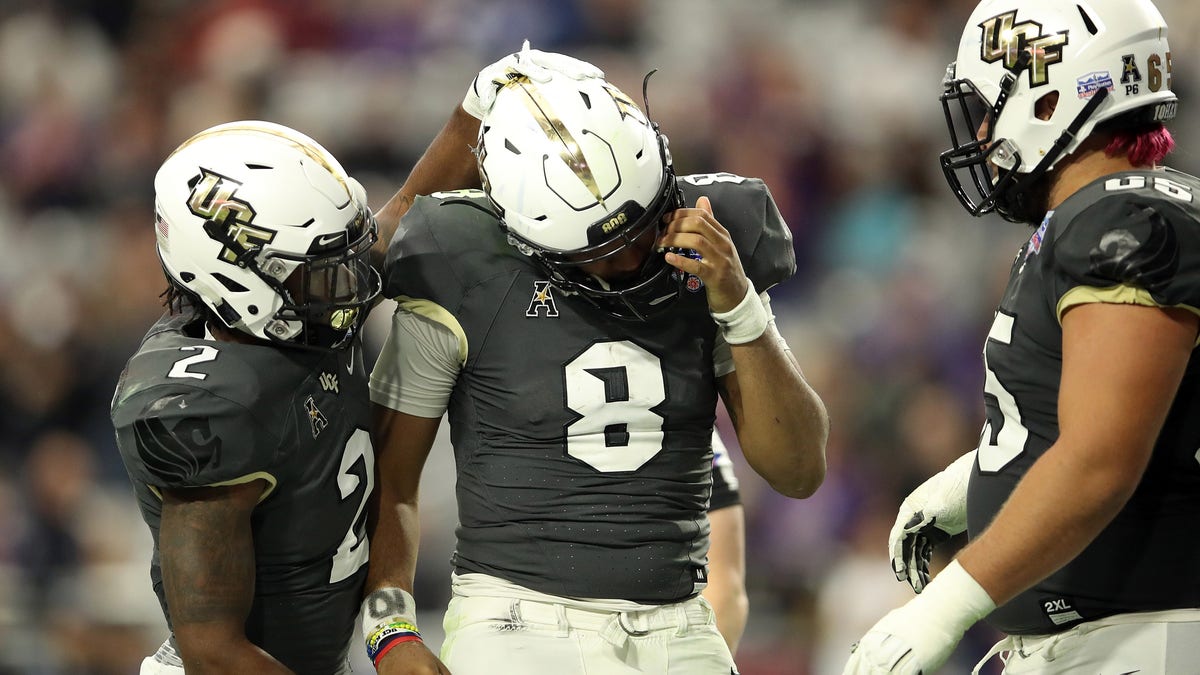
[843,561,995,675]
[462,40,604,119]
[889,450,974,593]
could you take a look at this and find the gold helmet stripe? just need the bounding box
[509,76,606,209]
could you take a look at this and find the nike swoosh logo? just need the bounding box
[317,233,344,246]
[345,345,355,375]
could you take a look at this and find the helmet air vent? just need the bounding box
[1077,6,1098,35]
[504,138,521,154]
[211,273,249,293]
[245,163,273,170]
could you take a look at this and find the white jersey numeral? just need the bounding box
[329,428,374,583]
[680,172,747,187]
[168,346,219,380]
[563,341,666,472]
[977,311,1030,472]
[1104,175,1194,202]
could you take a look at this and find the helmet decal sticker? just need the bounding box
[186,168,276,265]
[979,11,1068,87]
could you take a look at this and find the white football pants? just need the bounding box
[440,591,738,674]
[974,608,1200,674]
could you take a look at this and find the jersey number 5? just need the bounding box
[978,311,1031,473]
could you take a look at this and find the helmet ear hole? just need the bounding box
[1035,91,1060,122]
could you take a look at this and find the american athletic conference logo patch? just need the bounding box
[526,281,560,318]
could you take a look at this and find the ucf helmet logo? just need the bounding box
[979,11,1068,88]
[187,169,276,264]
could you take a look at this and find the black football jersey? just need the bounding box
[967,168,1200,635]
[382,173,793,602]
[111,309,373,674]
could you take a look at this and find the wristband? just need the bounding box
[711,283,768,345]
[910,560,996,633]
[361,587,422,666]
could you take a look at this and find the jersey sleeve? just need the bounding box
[716,178,797,294]
[1051,192,1200,319]
[115,385,281,492]
[384,192,496,307]
[369,300,465,417]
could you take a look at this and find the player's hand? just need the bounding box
[376,640,452,675]
[843,561,993,675]
[659,196,751,314]
[890,451,973,593]
[462,40,604,119]
[843,606,955,675]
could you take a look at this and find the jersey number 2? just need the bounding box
[330,428,374,583]
[564,341,666,473]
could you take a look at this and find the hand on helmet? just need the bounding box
[462,40,604,119]
[889,451,974,593]
[658,196,750,314]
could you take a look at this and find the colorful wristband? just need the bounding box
[361,588,421,667]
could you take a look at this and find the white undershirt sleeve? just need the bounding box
[368,298,465,418]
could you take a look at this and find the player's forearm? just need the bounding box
[955,439,1143,606]
[372,105,481,263]
[727,335,828,498]
[703,576,749,654]
[703,504,748,654]
[176,639,295,675]
[365,495,422,595]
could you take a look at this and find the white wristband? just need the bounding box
[711,283,768,345]
[911,560,996,633]
[360,587,421,663]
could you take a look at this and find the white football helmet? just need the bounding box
[476,70,684,321]
[941,0,1177,222]
[154,120,380,349]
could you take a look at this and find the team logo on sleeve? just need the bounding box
[304,396,329,438]
[526,281,560,318]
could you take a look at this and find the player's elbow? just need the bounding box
[771,460,826,499]
[756,444,826,499]
[774,433,829,499]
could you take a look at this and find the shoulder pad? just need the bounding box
[679,174,796,293]
[382,192,519,307]
[115,383,277,488]
[1053,186,1195,300]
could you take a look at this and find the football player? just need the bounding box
[360,50,829,674]
[112,121,382,674]
[845,1,1200,673]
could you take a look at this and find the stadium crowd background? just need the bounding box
[0,1,1197,673]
